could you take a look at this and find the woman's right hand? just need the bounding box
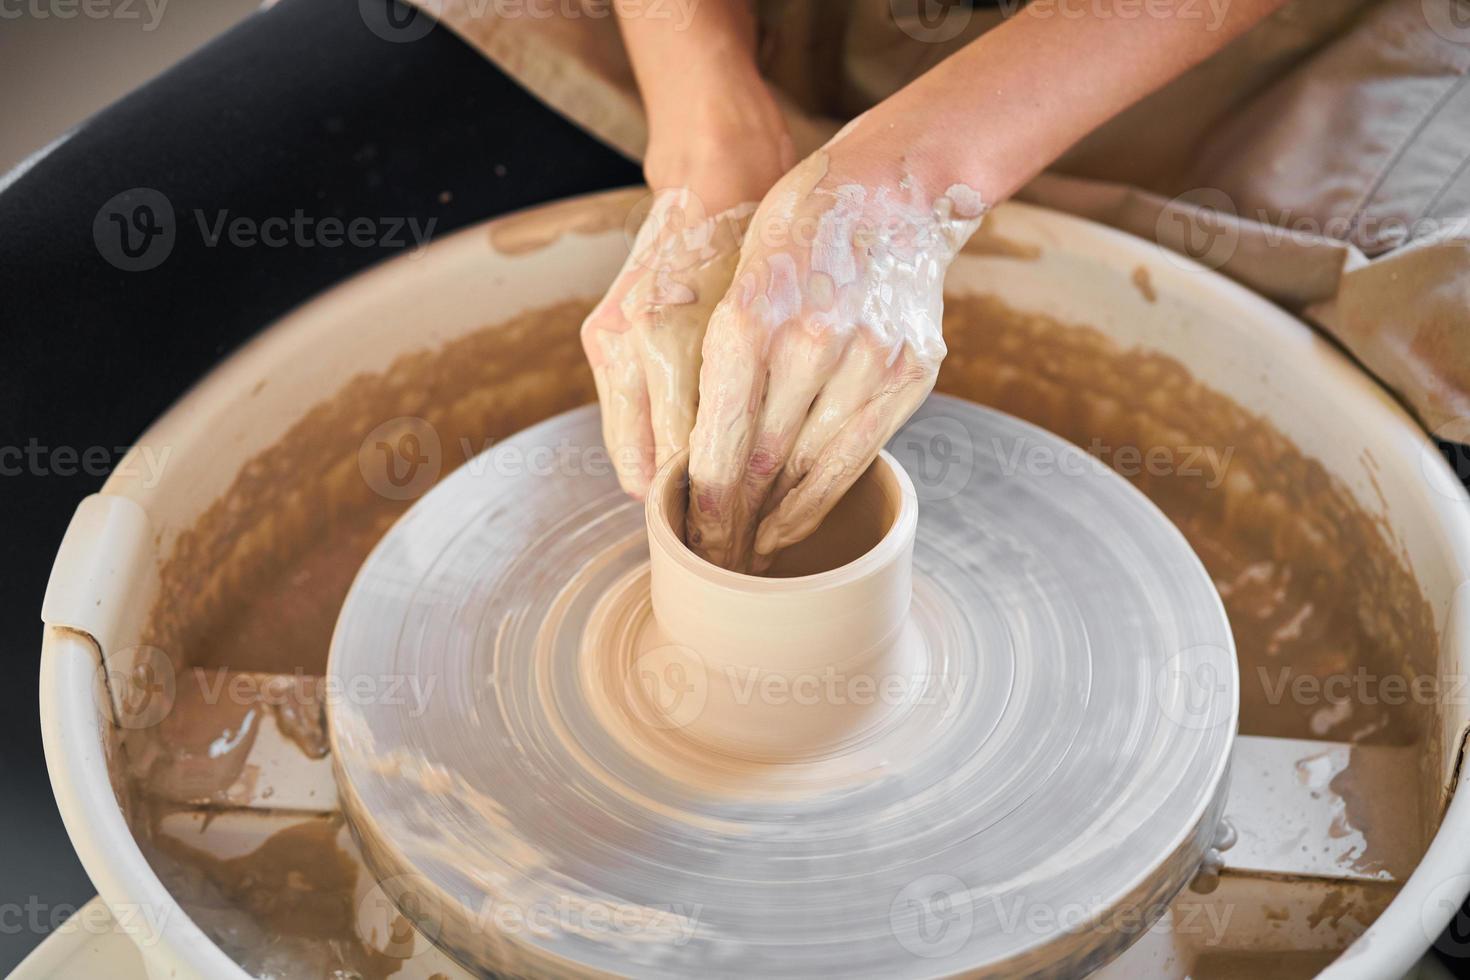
[685,144,986,572]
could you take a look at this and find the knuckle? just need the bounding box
[746,443,784,480]
[692,487,726,521]
[892,355,937,389]
[580,311,615,343]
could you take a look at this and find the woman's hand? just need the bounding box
[579,128,792,497]
[601,0,1282,539]
[678,0,1287,571]
[685,144,986,572]
[584,1,793,497]
[581,191,755,496]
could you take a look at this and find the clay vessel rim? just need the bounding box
[645,449,918,593]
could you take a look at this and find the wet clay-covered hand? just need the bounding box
[670,0,1288,570]
[686,151,986,571]
[581,191,754,497]
[587,0,793,497]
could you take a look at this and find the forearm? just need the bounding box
[616,0,791,210]
[830,0,1290,202]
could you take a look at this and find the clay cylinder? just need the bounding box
[645,450,920,761]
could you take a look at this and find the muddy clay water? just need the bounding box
[122,292,1436,977]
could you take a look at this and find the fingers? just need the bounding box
[628,243,743,473]
[584,318,656,498]
[583,193,752,501]
[754,352,936,557]
[698,324,845,573]
[686,298,768,570]
[761,336,892,518]
[635,300,703,473]
[740,324,846,510]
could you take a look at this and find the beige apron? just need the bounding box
[408,0,1470,436]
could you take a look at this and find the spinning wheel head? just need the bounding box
[328,396,1236,978]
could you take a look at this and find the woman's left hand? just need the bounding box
[579,11,794,497]
[581,191,754,496]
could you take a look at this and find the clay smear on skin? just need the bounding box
[129,294,1436,976]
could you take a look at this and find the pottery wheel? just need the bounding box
[328,395,1237,978]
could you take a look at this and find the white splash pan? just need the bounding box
[36,191,1470,979]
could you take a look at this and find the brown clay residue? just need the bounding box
[1306,887,1354,930]
[1327,749,1412,879]
[143,299,596,678]
[147,815,406,980]
[1192,950,1342,980]
[960,224,1042,262]
[130,300,597,979]
[1131,265,1157,303]
[126,669,328,807]
[130,291,1441,978]
[936,293,1437,747]
[263,673,331,759]
[489,188,642,256]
